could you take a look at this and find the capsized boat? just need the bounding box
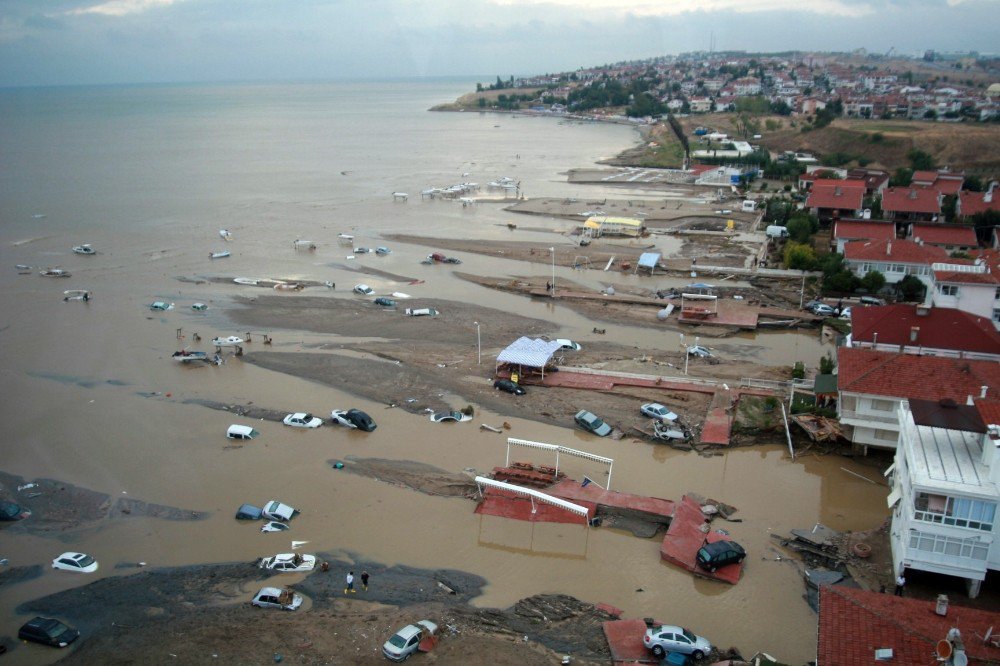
[63,290,91,302]
[72,244,96,255]
[172,350,209,363]
[40,268,71,277]
[209,250,231,259]
[211,335,244,347]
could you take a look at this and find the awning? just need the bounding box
[883,462,896,478]
[887,487,901,509]
[496,337,563,368]
[638,252,661,269]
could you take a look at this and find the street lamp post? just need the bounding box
[474,321,481,365]
[679,333,700,376]
[549,247,555,298]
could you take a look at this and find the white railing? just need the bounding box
[839,409,899,425]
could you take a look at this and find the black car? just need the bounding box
[346,408,377,432]
[493,379,526,395]
[18,616,80,648]
[0,500,31,521]
[695,540,747,573]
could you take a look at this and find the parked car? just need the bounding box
[695,539,747,573]
[404,308,438,317]
[554,338,581,351]
[643,624,712,660]
[226,424,259,440]
[330,409,377,431]
[811,303,836,317]
[259,553,316,573]
[0,500,31,521]
[839,307,852,320]
[429,411,472,423]
[804,300,823,311]
[687,345,712,358]
[51,552,98,573]
[353,284,374,295]
[251,586,303,610]
[493,378,526,395]
[640,403,679,422]
[235,503,263,520]
[260,521,290,532]
[17,617,80,648]
[374,297,396,307]
[262,500,298,522]
[574,410,612,437]
[382,620,438,662]
[860,295,886,306]
[283,412,323,428]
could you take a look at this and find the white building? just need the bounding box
[889,399,1000,598]
[931,261,1000,329]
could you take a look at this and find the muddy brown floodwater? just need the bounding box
[1,112,877,665]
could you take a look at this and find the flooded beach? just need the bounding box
[0,80,887,663]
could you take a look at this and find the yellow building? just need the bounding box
[583,216,644,238]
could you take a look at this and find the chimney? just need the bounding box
[886,241,892,255]
[909,189,918,200]
[835,186,842,196]
[983,385,989,399]
[910,326,919,342]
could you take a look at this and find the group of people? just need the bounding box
[344,570,370,594]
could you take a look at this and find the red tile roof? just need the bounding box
[911,170,965,196]
[807,180,866,211]
[844,239,948,264]
[882,187,942,215]
[837,347,1000,400]
[959,190,1000,218]
[851,305,1000,355]
[974,398,1000,428]
[910,224,978,246]
[834,220,896,242]
[818,585,1000,665]
[933,268,1000,285]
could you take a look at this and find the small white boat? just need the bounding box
[63,290,91,302]
[15,264,30,270]
[211,336,244,347]
[337,233,354,242]
[405,308,438,317]
[72,244,96,255]
[219,229,233,241]
[209,250,231,259]
[172,350,209,363]
[233,277,258,286]
[391,292,411,299]
[40,268,71,278]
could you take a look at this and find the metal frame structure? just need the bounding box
[474,476,589,522]
[505,438,614,490]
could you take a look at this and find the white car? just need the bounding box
[382,620,438,662]
[226,424,259,440]
[283,413,323,428]
[640,403,678,422]
[262,500,298,522]
[554,338,581,351]
[353,284,374,295]
[839,307,852,320]
[52,552,99,574]
[251,587,303,610]
[687,345,712,358]
[643,624,712,660]
[258,553,316,573]
[260,521,290,533]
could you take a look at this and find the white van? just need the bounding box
[226,424,259,440]
[765,225,789,239]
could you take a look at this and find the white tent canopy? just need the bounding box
[495,337,563,379]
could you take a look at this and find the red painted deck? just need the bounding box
[547,479,676,519]
[659,496,743,585]
[603,619,657,664]
[679,300,759,329]
[700,390,735,446]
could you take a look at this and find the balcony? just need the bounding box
[839,409,899,426]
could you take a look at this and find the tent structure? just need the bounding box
[583,216,643,238]
[496,337,563,379]
[636,252,662,274]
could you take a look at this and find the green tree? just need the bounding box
[896,274,926,301]
[824,270,860,294]
[941,194,957,222]
[965,175,984,192]
[890,167,913,187]
[786,215,817,243]
[783,242,816,270]
[819,353,835,374]
[970,210,1000,244]
[860,270,886,294]
[908,149,937,170]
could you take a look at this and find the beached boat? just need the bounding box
[63,290,91,302]
[40,268,71,278]
[172,350,209,363]
[211,336,244,347]
[72,244,96,255]
[209,250,231,259]
[233,277,258,286]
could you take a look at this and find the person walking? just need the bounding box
[361,571,370,591]
[894,573,906,596]
[345,571,356,594]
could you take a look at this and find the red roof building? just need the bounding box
[911,169,965,196]
[850,304,1000,358]
[846,167,890,196]
[818,585,1000,665]
[807,180,867,221]
[837,347,1000,403]
[832,219,896,253]
[957,188,1000,219]
[844,240,948,284]
[882,187,942,222]
[910,223,979,251]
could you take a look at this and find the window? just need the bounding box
[874,429,898,442]
[994,309,1000,324]
[913,493,996,531]
[939,284,959,297]
[908,530,989,561]
[994,287,1000,300]
[871,399,895,412]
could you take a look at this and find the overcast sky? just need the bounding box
[0,0,997,87]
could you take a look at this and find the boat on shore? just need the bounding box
[40,268,71,278]
[233,278,258,286]
[211,336,244,347]
[172,350,210,363]
[209,250,231,259]
[72,244,96,255]
[63,290,91,302]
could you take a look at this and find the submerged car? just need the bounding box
[374,297,396,307]
[260,521,290,533]
[493,379,526,395]
[52,552,98,573]
[696,539,747,573]
[258,553,316,573]
[251,586,303,610]
[330,409,377,431]
[235,504,263,520]
[0,500,31,521]
[640,403,678,422]
[643,624,712,660]
[687,345,712,358]
[574,410,612,437]
[262,500,298,522]
[353,284,374,295]
[18,617,80,648]
[382,620,438,662]
[429,410,472,423]
[283,412,323,428]
[226,424,259,440]
[554,338,581,351]
[148,301,174,311]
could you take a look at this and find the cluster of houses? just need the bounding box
[514,52,1000,121]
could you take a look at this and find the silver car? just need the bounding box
[643,624,712,660]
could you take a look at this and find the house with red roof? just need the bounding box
[882,187,942,222]
[807,179,867,223]
[832,219,896,253]
[844,239,947,288]
[836,347,1000,451]
[846,167,890,197]
[887,398,1000,598]
[849,304,1000,361]
[932,260,1000,328]
[818,585,1000,663]
[909,223,979,252]
[957,184,1000,221]
[911,169,965,196]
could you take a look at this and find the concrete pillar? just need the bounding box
[967,577,982,599]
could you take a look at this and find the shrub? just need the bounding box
[783,241,816,270]
[792,362,806,380]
